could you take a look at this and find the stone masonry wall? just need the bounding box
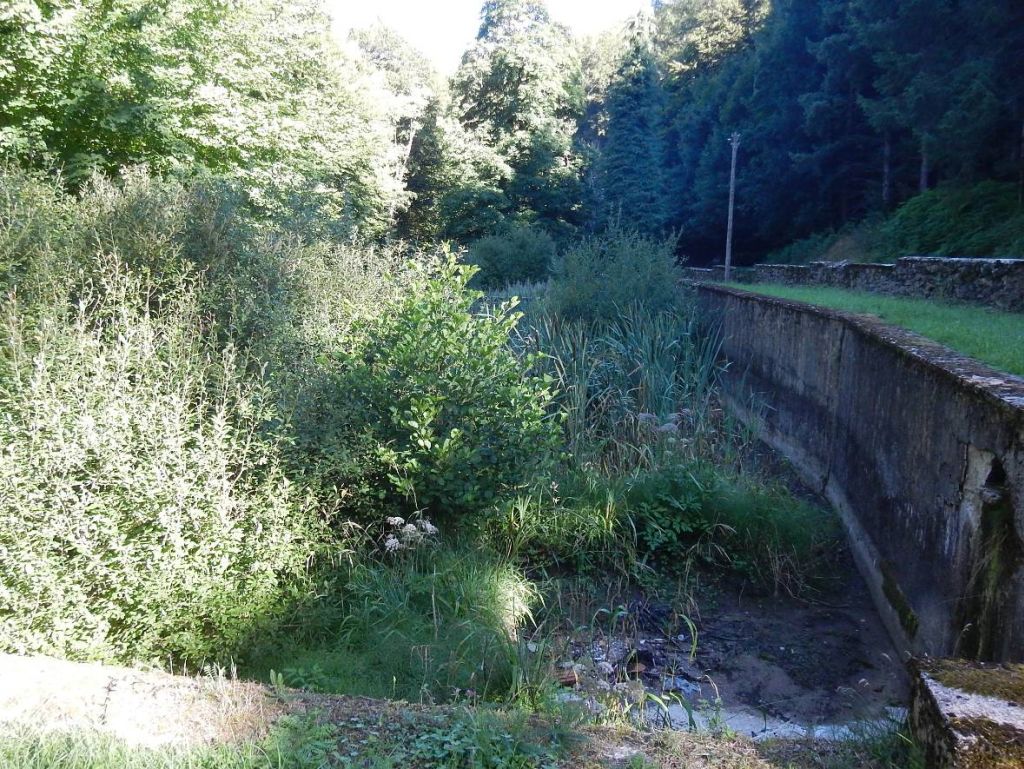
[683,257,1024,312]
[693,283,1024,662]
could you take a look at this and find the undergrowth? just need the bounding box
[765,181,1024,264]
[0,167,860,767]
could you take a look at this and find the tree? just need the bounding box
[448,0,585,241]
[401,95,513,243]
[592,15,672,233]
[350,23,441,225]
[1,0,405,239]
[798,0,880,219]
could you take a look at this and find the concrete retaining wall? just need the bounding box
[694,283,1024,661]
[684,257,1024,312]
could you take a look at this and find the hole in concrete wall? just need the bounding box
[956,458,1022,660]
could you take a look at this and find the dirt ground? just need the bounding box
[556,447,911,740]
[0,653,282,748]
[0,652,912,768]
[690,573,908,727]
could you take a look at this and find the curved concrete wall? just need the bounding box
[695,283,1024,661]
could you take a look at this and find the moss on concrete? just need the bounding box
[949,716,1024,769]
[881,560,919,639]
[922,658,1024,703]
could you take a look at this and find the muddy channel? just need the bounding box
[555,548,909,740]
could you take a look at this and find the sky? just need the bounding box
[326,0,651,73]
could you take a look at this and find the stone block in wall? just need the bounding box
[844,263,895,293]
[894,257,1024,312]
[753,264,810,285]
[910,658,1024,769]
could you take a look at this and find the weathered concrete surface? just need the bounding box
[694,283,1024,662]
[684,256,1024,312]
[910,658,1024,768]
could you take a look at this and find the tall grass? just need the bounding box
[525,303,726,474]
[498,299,840,594]
[249,546,545,704]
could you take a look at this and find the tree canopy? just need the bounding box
[3,0,1022,260]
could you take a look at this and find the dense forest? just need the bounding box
[0,2,1020,766]
[5,0,1023,266]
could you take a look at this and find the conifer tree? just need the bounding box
[594,16,671,233]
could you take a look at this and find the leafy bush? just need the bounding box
[544,225,681,323]
[0,266,321,664]
[467,225,556,289]
[300,256,560,522]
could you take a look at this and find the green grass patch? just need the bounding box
[244,547,544,705]
[0,717,334,769]
[724,283,1024,376]
[0,707,577,769]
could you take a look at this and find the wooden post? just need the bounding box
[882,131,892,209]
[725,132,741,281]
[919,139,930,194]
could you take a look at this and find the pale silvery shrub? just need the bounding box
[0,261,322,663]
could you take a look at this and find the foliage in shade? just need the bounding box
[650,0,1024,260]
[544,225,681,324]
[467,224,556,289]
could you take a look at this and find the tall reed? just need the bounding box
[524,303,727,474]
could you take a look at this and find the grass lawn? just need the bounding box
[723,283,1024,377]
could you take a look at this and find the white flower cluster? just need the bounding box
[382,515,439,553]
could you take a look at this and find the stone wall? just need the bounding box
[683,257,1024,312]
[694,283,1024,661]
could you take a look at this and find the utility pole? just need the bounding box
[725,132,741,281]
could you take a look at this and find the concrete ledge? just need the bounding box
[911,658,1024,768]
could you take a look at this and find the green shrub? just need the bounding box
[545,224,681,323]
[300,255,561,523]
[624,463,841,594]
[880,181,1024,258]
[0,165,69,292]
[467,225,556,289]
[0,266,321,664]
